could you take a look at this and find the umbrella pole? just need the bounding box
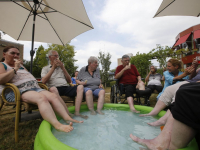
[30,1,39,74]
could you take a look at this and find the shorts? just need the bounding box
[124,84,137,98]
[84,87,104,97]
[5,88,45,102]
[56,86,78,97]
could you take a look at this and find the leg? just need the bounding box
[130,112,174,149]
[140,100,166,116]
[96,89,105,115]
[169,119,196,149]
[155,85,163,93]
[147,109,171,126]
[85,89,96,115]
[127,97,140,113]
[125,84,140,113]
[74,85,88,119]
[49,87,71,115]
[147,85,155,93]
[21,91,74,133]
[36,90,83,123]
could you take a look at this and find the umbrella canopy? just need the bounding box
[154,0,200,17]
[0,0,93,73]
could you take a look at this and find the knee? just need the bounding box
[77,85,84,91]
[49,87,58,94]
[37,95,49,104]
[99,90,105,96]
[86,90,92,96]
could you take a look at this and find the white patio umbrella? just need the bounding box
[154,0,200,18]
[0,0,93,73]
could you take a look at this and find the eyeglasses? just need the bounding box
[123,59,130,62]
[51,55,59,57]
[9,52,20,56]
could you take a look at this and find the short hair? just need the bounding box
[88,56,98,64]
[168,58,183,69]
[150,66,157,71]
[48,50,57,57]
[122,55,130,59]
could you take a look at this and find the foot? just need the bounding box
[65,119,83,124]
[96,110,105,115]
[130,134,169,150]
[74,113,89,119]
[90,110,97,115]
[56,122,73,133]
[147,120,165,126]
[139,113,156,117]
[69,113,75,118]
[131,109,140,113]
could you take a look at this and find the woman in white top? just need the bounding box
[0,46,83,133]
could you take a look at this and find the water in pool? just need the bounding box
[52,109,161,150]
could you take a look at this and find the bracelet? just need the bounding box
[12,68,17,74]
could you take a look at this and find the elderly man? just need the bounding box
[41,50,87,119]
[76,56,105,115]
[115,55,141,113]
[145,66,164,94]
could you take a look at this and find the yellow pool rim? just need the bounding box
[34,103,198,150]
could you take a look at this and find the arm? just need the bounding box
[41,65,56,84]
[0,60,21,84]
[115,65,130,79]
[137,76,142,82]
[145,72,152,82]
[60,65,71,83]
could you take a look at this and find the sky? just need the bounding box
[1,0,200,70]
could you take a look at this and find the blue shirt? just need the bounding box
[157,71,189,99]
[71,77,76,84]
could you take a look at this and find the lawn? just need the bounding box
[0,87,158,150]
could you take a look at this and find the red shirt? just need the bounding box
[115,64,140,84]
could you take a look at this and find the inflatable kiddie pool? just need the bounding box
[34,104,198,150]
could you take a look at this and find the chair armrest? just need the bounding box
[2,83,20,104]
[38,83,48,90]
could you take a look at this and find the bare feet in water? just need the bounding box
[90,110,97,115]
[131,109,140,113]
[65,119,83,124]
[74,113,88,119]
[130,133,170,150]
[147,120,166,126]
[56,122,73,133]
[139,113,156,117]
[96,110,105,115]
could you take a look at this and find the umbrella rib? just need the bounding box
[154,0,176,17]
[40,3,94,29]
[197,13,200,17]
[38,5,64,45]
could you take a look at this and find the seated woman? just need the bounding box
[0,46,83,133]
[140,58,191,117]
[130,82,200,150]
[145,65,164,94]
[76,56,105,115]
[71,71,78,85]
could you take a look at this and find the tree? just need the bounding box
[30,43,77,78]
[130,52,152,78]
[98,51,112,88]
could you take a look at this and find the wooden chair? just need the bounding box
[0,82,47,143]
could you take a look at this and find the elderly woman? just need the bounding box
[0,46,83,133]
[76,56,105,115]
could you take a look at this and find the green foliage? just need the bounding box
[98,51,112,88]
[27,43,77,78]
[130,52,152,78]
[23,59,31,72]
[110,68,116,73]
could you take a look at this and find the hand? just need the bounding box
[185,66,195,75]
[81,81,87,85]
[99,84,103,88]
[124,65,131,71]
[14,59,22,70]
[192,58,198,66]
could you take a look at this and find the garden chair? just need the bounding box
[0,82,48,143]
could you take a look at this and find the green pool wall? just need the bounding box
[34,104,198,150]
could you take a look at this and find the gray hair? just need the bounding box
[88,56,98,64]
[48,50,57,56]
[122,55,130,59]
[150,65,157,71]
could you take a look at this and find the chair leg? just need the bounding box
[15,100,21,143]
